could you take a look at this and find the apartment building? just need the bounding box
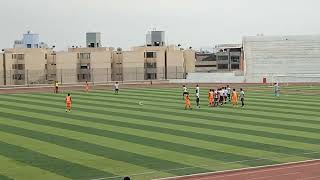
[119,45,195,81]
[56,47,112,84]
[0,53,3,85]
[0,30,195,85]
[1,48,54,85]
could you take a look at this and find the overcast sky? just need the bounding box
[1,0,320,51]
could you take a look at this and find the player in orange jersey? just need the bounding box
[65,93,72,112]
[185,93,192,110]
[231,89,238,107]
[209,89,214,107]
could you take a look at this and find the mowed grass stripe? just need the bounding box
[0,130,156,178]
[83,91,320,128]
[0,105,273,167]
[0,140,109,180]
[0,174,14,180]
[16,92,320,138]
[115,87,320,101]
[0,155,70,180]
[0,104,290,166]
[1,95,318,158]
[6,94,320,155]
[107,89,320,115]
[74,91,320,126]
[0,97,317,160]
[0,112,210,176]
[18,93,318,143]
[0,115,248,175]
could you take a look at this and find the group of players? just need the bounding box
[58,79,248,112]
[183,84,245,110]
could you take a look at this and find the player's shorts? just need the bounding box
[240,98,244,101]
[196,98,200,103]
[115,88,119,91]
[66,103,72,108]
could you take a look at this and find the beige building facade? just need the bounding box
[0,53,3,85]
[64,47,113,84]
[118,45,195,81]
[0,45,195,85]
[1,48,54,85]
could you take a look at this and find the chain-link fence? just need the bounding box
[0,66,186,86]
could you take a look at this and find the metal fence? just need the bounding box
[0,66,186,86]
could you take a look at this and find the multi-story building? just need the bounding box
[56,47,113,84]
[0,52,4,85]
[195,51,217,72]
[14,31,48,49]
[119,45,195,81]
[215,44,242,71]
[0,30,195,85]
[2,48,55,85]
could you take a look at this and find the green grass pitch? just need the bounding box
[0,85,319,180]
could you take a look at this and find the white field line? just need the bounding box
[87,151,320,180]
[152,158,320,180]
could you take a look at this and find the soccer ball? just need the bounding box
[139,101,144,106]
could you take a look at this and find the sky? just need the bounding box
[1,0,320,51]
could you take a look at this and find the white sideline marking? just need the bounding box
[152,159,320,180]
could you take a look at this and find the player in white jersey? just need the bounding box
[227,85,231,102]
[274,83,280,97]
[224,87,228,104]
[114,82,119,95]
[240,88,245,107]
[182,85,188,99]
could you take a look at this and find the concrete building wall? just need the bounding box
[3,48,51,85]
[90,51,112,82]
[195,61,217,72]
[243,35,320,83]
[111,51,123,81]
[167,47,184,79]
[0,54,3,85]
[56,52,78,84]
[183,49,196,74]
[122,50,145,81]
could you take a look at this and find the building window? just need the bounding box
[231,64,240,69]
[231,56,240,63]
[12,64,25,70]
[45,54,48,60]
[17,64,25,70]
[13,74,25,80]
[78,53,91,60]
[218,64,228,69]
[217,56,228,61]
[27,44,32,48]
[144,52,157,58]
[12,54,25,60]
[80,65,89,69]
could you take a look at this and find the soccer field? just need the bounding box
[0,85,319,180]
